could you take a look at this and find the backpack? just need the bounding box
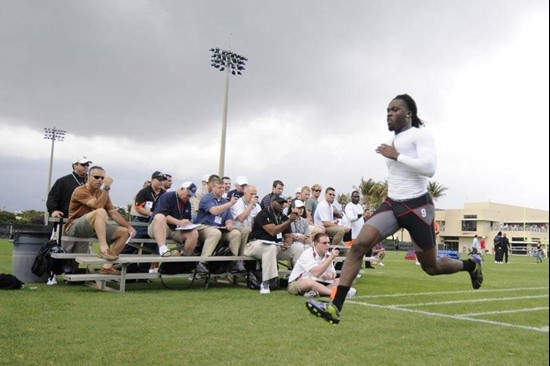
[208,244,233,274]
[0,274,24,290]
[31,240,73,277]
[246,269,281,290]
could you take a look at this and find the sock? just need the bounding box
[461,259,475,272]
[332,285,350,312]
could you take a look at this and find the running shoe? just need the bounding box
[469,256,483,290]
[305,299,341,325]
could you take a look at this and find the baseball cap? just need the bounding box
[73,156,92,165]
[292,199,305,208]
[272,194,287,204]
[235,176,248,186]
[151,171,166,180]
[181,181,197,196]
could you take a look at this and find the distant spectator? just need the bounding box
[222,176,232,198]
[230,184,261,253]
[227,175,248,200]
[344,190,365,240]
[260,179,285,210]
[314,187,350,246]
[289,199,312,249]
[306,184,322,222]
[162,174,173,191]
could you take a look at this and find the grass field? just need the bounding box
[0,239,548,366]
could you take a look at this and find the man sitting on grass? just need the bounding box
[287,233,356,298]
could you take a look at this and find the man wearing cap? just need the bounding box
[148,182,199,257]
[129,171,166,239]
[244,194,304,294]
[227,175,248,200]
[289,199,312,249]
[65,166,136,275]
[195,177,244,275]
[47,156,92,219]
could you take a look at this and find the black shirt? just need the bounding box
[46,172,87,217]
[249,207,291,242]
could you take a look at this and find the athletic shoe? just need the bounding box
[260,282,270,294]
[346,287,357,298]
[378,262,385,267]
[148,268,159,274]
[159,246,171,257]
[305,299,341,325]
[469,256,483,290]
[303,290,319,298]
[47,275,57,286]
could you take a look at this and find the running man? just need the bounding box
[306,94,483,324]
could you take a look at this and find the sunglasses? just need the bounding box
[79,163,90,167]
[313,189,321,192]
[92,175,105,180]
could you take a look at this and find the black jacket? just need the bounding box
[46,173,86,217]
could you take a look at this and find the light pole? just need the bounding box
[210,47,247,177]
[43,126,66,224]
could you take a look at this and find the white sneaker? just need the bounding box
[415,260,421,265]
[260,282,270,294]
[149,268,159,274]
[347,287,357,298]
[159,246,170,256]
[47,276,57,286]
[378,262,385,266]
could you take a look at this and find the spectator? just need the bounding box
[162,174,173,191]
[502,233,511,264]
[260,179,285,210]
[230,184,261,253]
[479,236,486,260]
[314,187,350,246]
[494,231,504,263]
[288,233,356,298]
[195,177,244,275]
[306,184,322,221]
[371,242,386,266]
[227,175,248,200]
[222,176,232,198]
[64,166,136,275]
[129,171,166,239]
[244,194,304,294]
[47,156,91,219]
[148,182,199,257]
[344,190,365,240]
[289,200,312,250]
[471,234,480,254]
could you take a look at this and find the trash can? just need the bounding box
[10,225,53,283]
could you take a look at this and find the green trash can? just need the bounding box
[10,225,52,283]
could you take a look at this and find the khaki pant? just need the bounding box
[244,240,304,282]
[325,225,347,245]
[198,225,242,257]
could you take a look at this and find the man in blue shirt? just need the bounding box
[195,177,244,275]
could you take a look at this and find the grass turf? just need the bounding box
[0,239,548,365]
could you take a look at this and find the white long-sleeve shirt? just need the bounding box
[386,127,437,200]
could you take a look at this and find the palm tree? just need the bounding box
[356,178,388,210]
[427,180,448,201]
[337,193,350,211]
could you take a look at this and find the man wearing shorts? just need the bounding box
[65,166,136,275]
[306,94,483,324]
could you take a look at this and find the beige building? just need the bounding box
[433,202,548,255]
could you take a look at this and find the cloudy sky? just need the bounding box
[0,0,548,213]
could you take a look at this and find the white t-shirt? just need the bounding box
[288,247,335,282]
[313,200,333,227]
[345,202,364,239]
[386,127,437,200]
[230,197,261,229]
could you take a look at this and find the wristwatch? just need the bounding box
[101,184,111,191]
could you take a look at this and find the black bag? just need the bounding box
[246,269,281,290]
[158,261,197,275]
[0,274,24,290]
[208,245,233,274]
[31,240,73,276]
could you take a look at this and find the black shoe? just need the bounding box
[195,262,210,276]
[468,256,483,290]
[229,260,247,274]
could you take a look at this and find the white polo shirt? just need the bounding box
[230,197,261,229]
[313,200,333,227]
[288,247,335,282]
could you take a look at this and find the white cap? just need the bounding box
[235,176,248,186]
[202,174,210,182]
[73,156,92,164]
[295,186,302,194]
[293,199,305,208]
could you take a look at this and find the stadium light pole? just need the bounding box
[43,127,66,224]
[210,47,247,177]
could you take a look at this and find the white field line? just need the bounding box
[347,300,549,333]
[459,307,549,317]
[393,295,548,308]
[354,287,549,299]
